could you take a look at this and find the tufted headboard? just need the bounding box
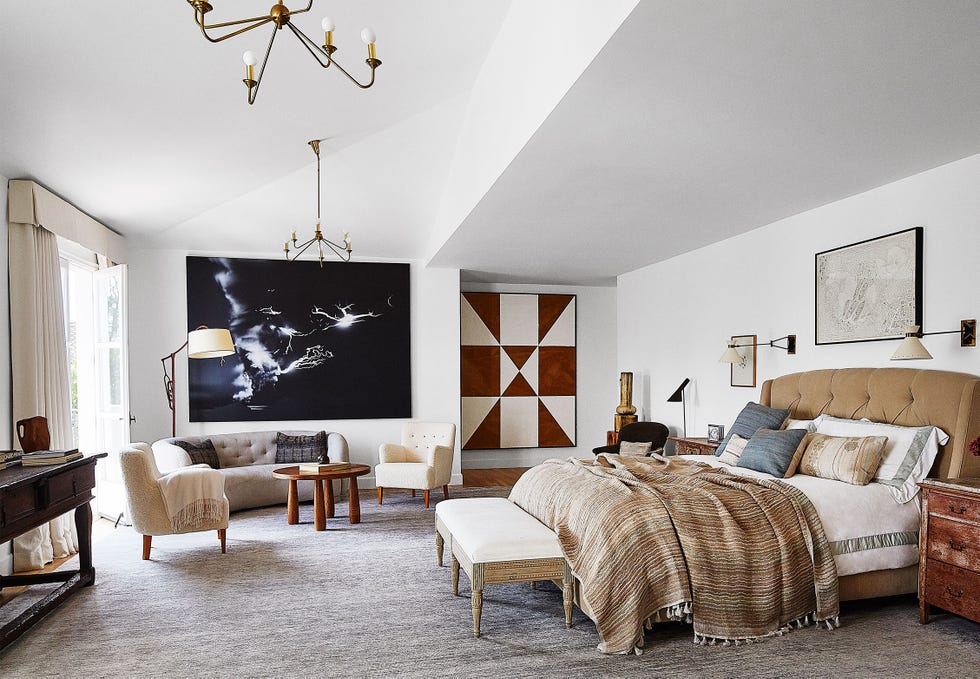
[761,368,980,479]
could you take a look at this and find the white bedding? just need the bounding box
[681,455,920,576]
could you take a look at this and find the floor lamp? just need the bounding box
[161,326,235,437]
[667,378,691,437]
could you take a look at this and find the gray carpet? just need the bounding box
[2,487,979,678]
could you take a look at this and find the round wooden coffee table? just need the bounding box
[272,464,371,531]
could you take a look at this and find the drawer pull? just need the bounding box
[948,503,968,515]
[945,585,964,598]
[948,539,966,551]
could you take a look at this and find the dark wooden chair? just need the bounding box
[593,421,669,456]
[16,416,51,453]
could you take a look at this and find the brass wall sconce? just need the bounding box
[890,320,976,360]
[186,1,381,104]
[719,335,797,365]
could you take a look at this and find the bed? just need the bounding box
[509,367,980,652]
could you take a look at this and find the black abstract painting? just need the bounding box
[186,256,411,422]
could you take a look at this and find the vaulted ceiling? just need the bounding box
[3,1,980,285]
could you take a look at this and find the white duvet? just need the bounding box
[681,455,920,576]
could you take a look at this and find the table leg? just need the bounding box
[287,480,299,525]
[313,480,326,531]
[75,502,94,585]
[349,478,361,524]
[326,479,335,519]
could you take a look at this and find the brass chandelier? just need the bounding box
[186,1,381,105]
[284,139,352,267]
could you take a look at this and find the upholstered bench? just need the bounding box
[434,497,573,637]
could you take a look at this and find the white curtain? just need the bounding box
[9,222,78,571]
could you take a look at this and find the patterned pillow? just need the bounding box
[715,402,791,457]
[275,431,328,464]
[172,439,220,469]
[798,434,889,485]
[717,434,748,466]
[736,428,809,478]
[619,441,653,457]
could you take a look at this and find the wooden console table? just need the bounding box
[0,454,105,650]
[668,436,719,455]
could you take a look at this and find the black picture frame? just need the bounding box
[815,227,923,346]
[730,334,757,388]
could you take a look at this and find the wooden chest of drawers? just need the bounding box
[918,478,980,625]
[668,436,719,456]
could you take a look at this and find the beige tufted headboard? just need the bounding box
[761,368,980,479]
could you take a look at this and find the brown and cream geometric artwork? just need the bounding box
[461,292,576,450]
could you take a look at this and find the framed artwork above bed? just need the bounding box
[815,227,922,345]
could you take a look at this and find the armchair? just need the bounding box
[376,422,457,508]
[119,443,230,560]
[592,421,669,456]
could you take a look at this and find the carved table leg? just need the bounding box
[452,554,460,596]
[436,531,444,566]
[349,478,361,524]
[472,563,485,638]
[287,479,299,525]
[313,480,326,531]
[562,562,574,627]
[75,502,94,583]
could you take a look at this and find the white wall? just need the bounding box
[460,282,618,469]
[618,153,980,445]
[126,248,462,487]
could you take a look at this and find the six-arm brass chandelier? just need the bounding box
[284,139,352,267]
[186,0,381,104]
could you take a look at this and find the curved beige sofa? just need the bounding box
[152,430,349,512]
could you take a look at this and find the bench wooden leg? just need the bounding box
[451,553,460,596]
[436,530,444,567]
[472,563,484,638]
[562,562,574,627]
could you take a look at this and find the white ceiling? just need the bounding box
[3,2,980,285]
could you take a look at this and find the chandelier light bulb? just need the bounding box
[321,16,335,32]
[361,27,377,45]
[242,50,258,66]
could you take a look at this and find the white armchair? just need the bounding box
[376,422,457,508]
[119,443,230,560]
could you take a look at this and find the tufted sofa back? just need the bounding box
[159,430,349,468]
[762,368,980,479]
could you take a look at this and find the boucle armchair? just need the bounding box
[376,422,456,508]
[120,443,230,560]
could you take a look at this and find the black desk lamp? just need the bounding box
[667,378,691,437]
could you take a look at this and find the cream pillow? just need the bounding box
[814,416,949,502]
[717,434,748,466]
[799,434,889,485]
[619,440,653,457]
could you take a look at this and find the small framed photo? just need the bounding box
[730,334,757,388]
[707,424,725,444]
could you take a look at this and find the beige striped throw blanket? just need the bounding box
[157,465,226,533]
[509,454,839,654]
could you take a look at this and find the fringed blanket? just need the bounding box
[157,465,226,533]
[508,454,839,654]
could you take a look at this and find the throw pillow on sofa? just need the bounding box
[276,431,328,464]
[173,439,221,469]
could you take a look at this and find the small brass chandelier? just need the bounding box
[284,139,352,267]
[186,1,381,105]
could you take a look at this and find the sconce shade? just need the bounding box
[187,328,235,359]
[718,346,742,364]
[891,326,932,360]
[667,378,690,402]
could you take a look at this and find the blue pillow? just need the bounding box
[715,402,790,457]
[736,428,808,478]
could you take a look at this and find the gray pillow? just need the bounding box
[276,431,329,464]
[173,439,220,469]
[736,428,808,477]
[715,402,790,457]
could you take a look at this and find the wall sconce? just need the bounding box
[718,334,797,365]
[667,378,691,437]
[890,320,976,360]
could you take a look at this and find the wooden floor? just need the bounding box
[461,467,529,487]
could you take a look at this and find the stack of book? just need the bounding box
[21,449,83,466]
[0,451,23,470]
[298,461,351,474]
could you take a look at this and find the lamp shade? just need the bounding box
[187,328,235,359]
[718,345,742,364]
[667,378,690,402]
[891,327,933,361]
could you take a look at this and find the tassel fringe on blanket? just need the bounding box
[170,498,225,533]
